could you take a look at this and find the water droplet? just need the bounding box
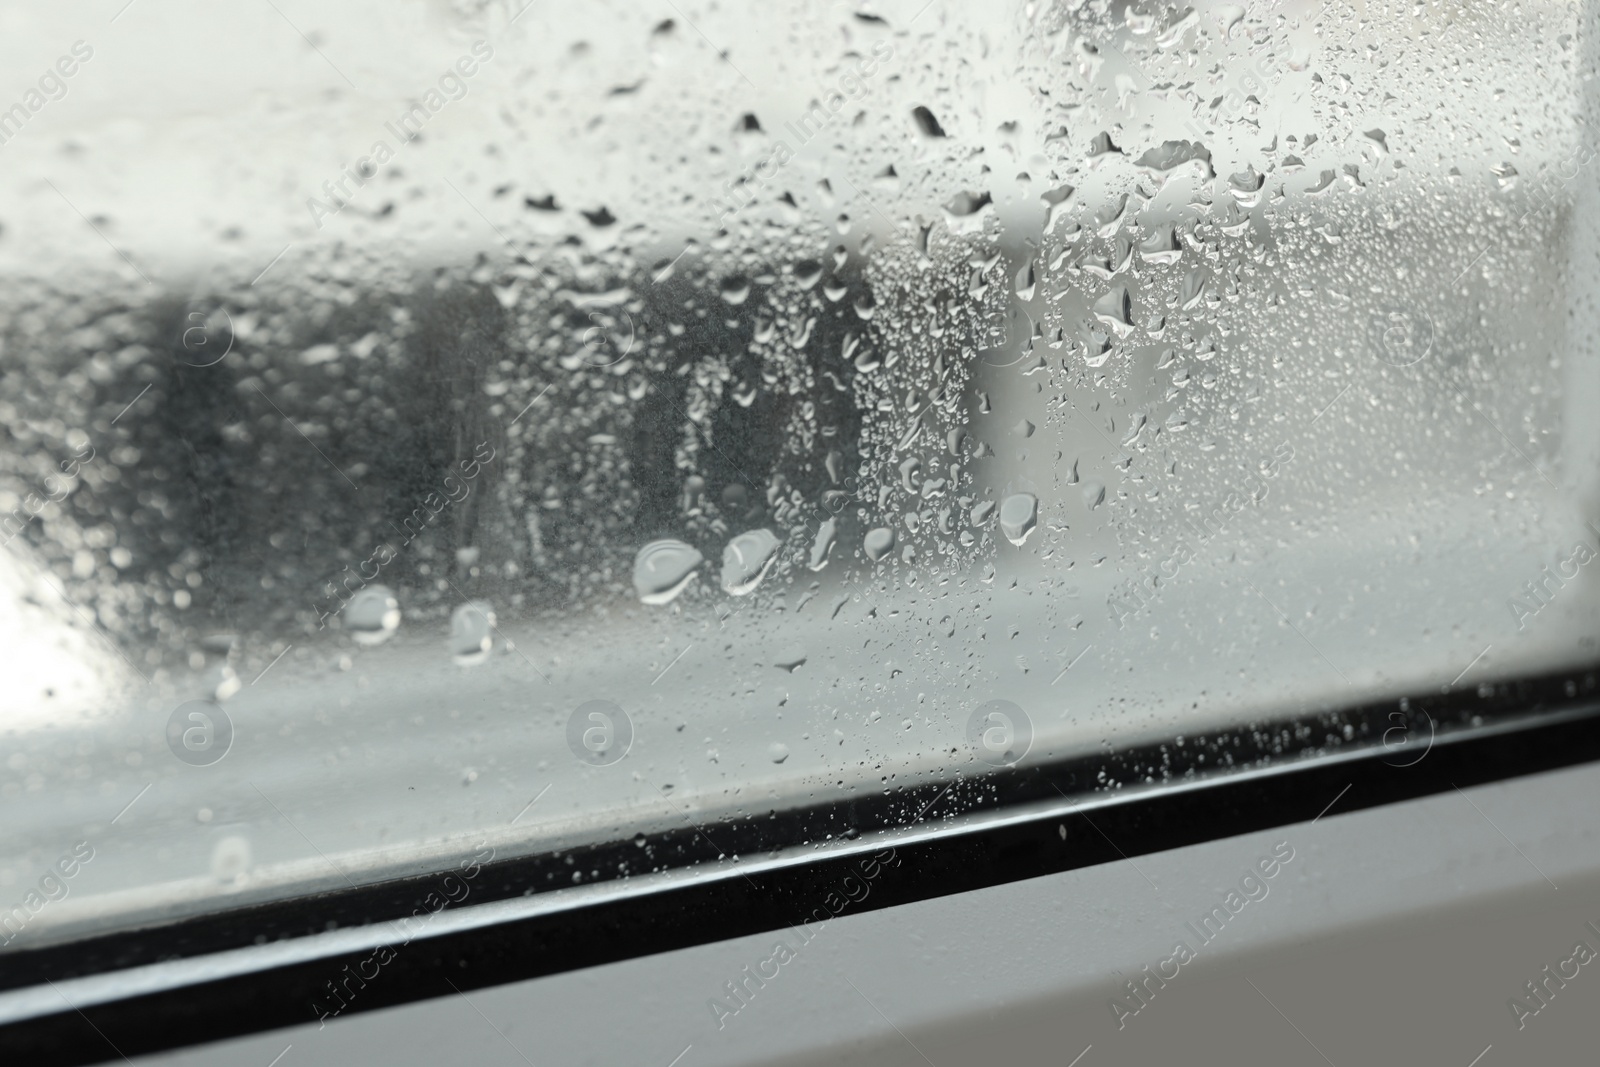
[789,315,816,349]
[768,742,790,764]
[1083,481,1106,510]
[1040,183,1074,232]
[449,601,496,666]
[1086,131,1123,164]
[773,646,808,672]
[200,633,238,654]
[1139,224,1182,265]
[1133,140,1212,174]
[721,528,781,595]
[1179,270,1205,309]
[1083,326,1113,368]
[1092,286,1135,337]
[633,539,703,605]
[864,527,896,561]
[1015,260,1037,301]
[346,585,400,646]
[204,663,241,702]
[210,834,252,885]
[999,493,1039,546]
[1094,193,1128,236]
[809,518,837,571]
[898,457,922,493]
[720,275,751,305]
[971,500,996,526]
[1228,167,1265,207]
[942,190,993,234]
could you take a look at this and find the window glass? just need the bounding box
[1,0,1594,949]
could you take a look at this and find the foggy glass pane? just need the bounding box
[0,0,1594,948]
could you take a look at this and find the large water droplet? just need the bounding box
[942,190,993,234]
[809,519,837,571]
[1092,286,1135,337]
[772,645,808,672]
[1133,140,1212,174]
[1086,131,1123,165]
[1094,193,1128,236]
[205,663,241,702]
[1228,167,1265,207]
[721,528,781,595]
[1040,183,1074,232]
[999,493,1039,546]
[449,601,496,666]
[863,527,896,561]
[1139,224,1182,265]
[1362,128,1389,162]
[210,834,252,884]
[346,585,400,646]
[898,457,922,493]
[1015,260,1037,301]
[633,539,703,605]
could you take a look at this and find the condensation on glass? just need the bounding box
[1,0,1596,947]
